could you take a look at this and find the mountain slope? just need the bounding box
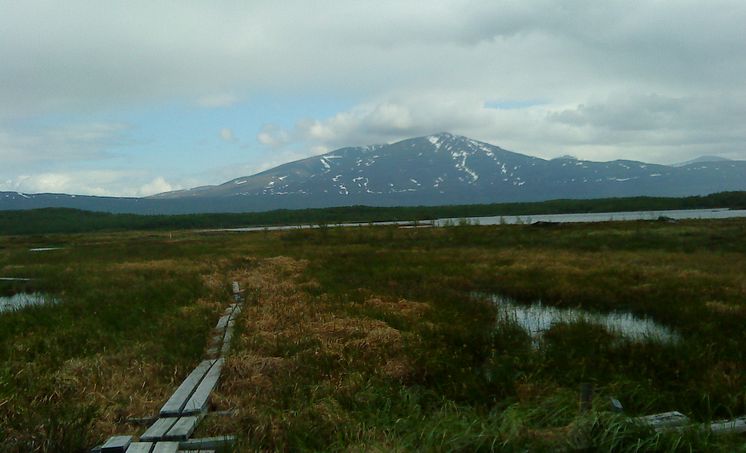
[152,132,746,205]
[3,133,746,214]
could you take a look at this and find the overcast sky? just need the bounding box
[1,0,745,196]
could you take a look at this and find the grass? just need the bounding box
[1,219,746,451]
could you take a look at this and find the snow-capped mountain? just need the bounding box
[151,132,746,206]
[2,133,745,214]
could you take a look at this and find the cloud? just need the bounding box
[1,1,746,187]
[0,171,182,197]
[197,94,240,108]
[1,1,744,120]
[138,176,175,196]
[219,127,236,142]
[0,122,130,164]
[256,91,746,164]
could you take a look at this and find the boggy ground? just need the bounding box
[1,219,745,451]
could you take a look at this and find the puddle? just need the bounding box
[29,247,63,252]
[485,294,681,345]
[0,292,56,312]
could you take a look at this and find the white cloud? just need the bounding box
[0,171,181,197]
[256,92,746,164]
[219,127,236,142]
[138,176,175,196]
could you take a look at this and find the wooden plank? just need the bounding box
[220,329,234,355]
[163,415,200,441]
[101,435,133,453]
[636,411,689,432]
[160,360,216,417]
[125,442,153,453]
[710,416,746,435]
[140,418,179,442]
[178,436,236,450]
[151,442,179,453]
[181,358,224,415]
[215,315,230,330]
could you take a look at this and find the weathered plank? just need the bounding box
[101,435,133,452]
[140,418,179,442]
[215,315,230,330]
[178,436,236,450]
[220,329,234,355]
[709,416,746,435]
[150,442,179,453]
[636,411,689,432]
[182,359,224,415]
[125,442,153,453]
[163,416,200,441]
[160,360,217,417]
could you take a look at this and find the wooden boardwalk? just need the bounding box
[91,282,244,453]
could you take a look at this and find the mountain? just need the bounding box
[672,155,732,167]
[3,133,746,214]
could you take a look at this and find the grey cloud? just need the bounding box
[0,122,131,164]
[2,1,745,118]
[259,91,746,165]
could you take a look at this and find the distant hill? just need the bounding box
[672,155,732,167]
[3,133,746,214]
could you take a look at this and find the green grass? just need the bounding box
[2,219,746,451]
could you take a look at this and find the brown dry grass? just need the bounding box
[205,256,425,446]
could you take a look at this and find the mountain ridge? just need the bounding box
[2,133,746,214]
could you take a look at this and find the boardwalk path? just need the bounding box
[91,282,244,453]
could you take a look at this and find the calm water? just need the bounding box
[219,208,746,232]
[487,294,681,345]
[0,292,55,312]
[436,208,746,226]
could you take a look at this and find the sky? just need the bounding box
[1,0,745,196]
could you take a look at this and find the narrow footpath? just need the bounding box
[91,282,245,453]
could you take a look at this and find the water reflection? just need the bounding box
[0,292,55,312]
[486,294,680,345]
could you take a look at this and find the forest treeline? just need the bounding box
[1,191,745,235]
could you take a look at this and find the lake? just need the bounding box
[218,208,746,232]
[435,208,746,226]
